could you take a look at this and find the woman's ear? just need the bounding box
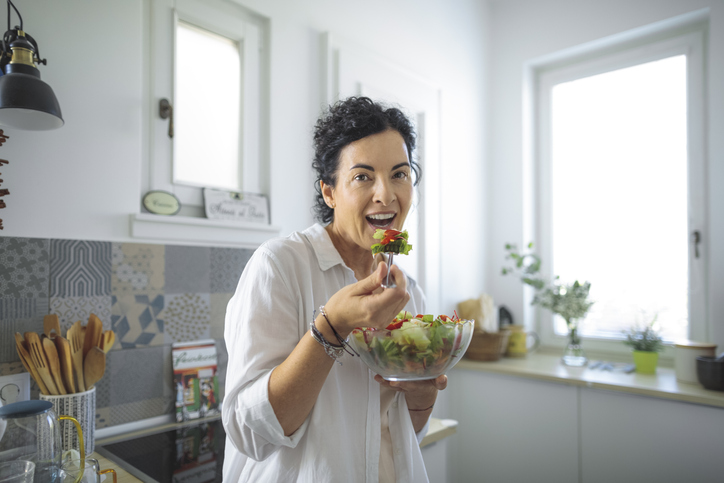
[321,181,336,209]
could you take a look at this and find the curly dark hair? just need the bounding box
[312,96,421,224]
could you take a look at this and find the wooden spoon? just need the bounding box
[43,337,67,395]
[43,314,61,338]
[25,332,59,395]
[15,332,50,395]
[83,346,106,389]
[84,314,103,358]
[54,335,76,393]
[68,322,87,392]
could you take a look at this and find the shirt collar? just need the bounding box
[303,223,346,272]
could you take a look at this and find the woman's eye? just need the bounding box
[354,173,370,181]
[393,171,409,180]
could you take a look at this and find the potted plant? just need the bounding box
[623,317,663,374]
[502,243,594,366]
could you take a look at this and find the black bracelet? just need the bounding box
[319,306,358,357]
[408,403,434,412]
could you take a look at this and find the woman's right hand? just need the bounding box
[322,262,409,337]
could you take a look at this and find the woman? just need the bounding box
[222,97,446,482]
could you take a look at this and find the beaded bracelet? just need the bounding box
[309,319,345,365]
[408,403,435,412]
[319,306,359,357]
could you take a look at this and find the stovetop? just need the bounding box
[96,418,225,483]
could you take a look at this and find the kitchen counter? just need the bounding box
[455,350,724,408]
[95,416,457,482]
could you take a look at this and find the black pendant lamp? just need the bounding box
[0,0,62,130]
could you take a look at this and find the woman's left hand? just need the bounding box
[374,374,447,410]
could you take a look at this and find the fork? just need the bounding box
[381,253,395,288]
[26,332,59,395]
[69,323,87,392]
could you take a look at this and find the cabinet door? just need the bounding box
[580,388,724,482]
[448,370,579,483]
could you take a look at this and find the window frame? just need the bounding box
[143,0,268,216]
[524,14,708,357]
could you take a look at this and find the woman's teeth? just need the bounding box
[367,214,395,227]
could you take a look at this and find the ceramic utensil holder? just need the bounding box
[41,387,96,456]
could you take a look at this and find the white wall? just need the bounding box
[487,0,724,350]
[0,0,489,318]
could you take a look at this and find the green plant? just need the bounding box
[501,243,594,330]
[623,317,663,352]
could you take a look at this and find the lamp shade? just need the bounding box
[0,65,63,130]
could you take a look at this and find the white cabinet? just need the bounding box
[448,370,579,483]
[448,368,724,482]
[580,388,724,482]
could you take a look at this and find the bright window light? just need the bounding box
[550,55,688,341]
[174,21,241,191]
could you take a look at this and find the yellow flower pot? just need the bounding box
[633,350,659,374]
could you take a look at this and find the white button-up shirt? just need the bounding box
[222,223,430,482]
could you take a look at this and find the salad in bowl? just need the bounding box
[348,311,474,381]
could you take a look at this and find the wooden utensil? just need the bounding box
[100,330,115,353]
[68,322,87,392]
[25,332,59,395]
[43,337,67,395]
[83,346,106,389]
[43,313,61,338]
[15,332,50,395]
[84,313,103,358]
[54,335,76,393]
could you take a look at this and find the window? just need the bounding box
[145,0,268,218]
[529,16,707,352]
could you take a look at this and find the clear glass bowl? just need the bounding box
[348,320,474,381]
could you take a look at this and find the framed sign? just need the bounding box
[142,190,181,216]
[203,188,269,223]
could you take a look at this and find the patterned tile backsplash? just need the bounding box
[0,236,253,429]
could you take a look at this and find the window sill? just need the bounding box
[130,213,281,247]
[454,350,724,409]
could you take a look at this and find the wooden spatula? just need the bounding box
[15,332,50,395]
[54,335,76,393]
[68,322,87,392]
[25,332,59,395]
[43,337,67,395]
[84,313,103,358]
[43,314,61,338]
[83,346,106,389]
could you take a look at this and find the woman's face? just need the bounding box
[322,129,413,254]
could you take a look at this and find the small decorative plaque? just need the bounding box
[203,188,269,223]
[142,190,181,216]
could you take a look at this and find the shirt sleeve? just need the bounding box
[222,246,309,461]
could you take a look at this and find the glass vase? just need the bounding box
[561,321,587,366]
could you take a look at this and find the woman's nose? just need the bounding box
[373,179,396,206]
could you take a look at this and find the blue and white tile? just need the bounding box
[111,293,165,348]
[109,346,164,406]
[49,296,112,333]
[0,237,50,298]
[162,293,211,343]
[111,242,165,295]
[50,240,112,298]
[210,293,232,340]
[164,246,210,293]
[210,247,253,293]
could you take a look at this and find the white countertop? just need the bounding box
[454,350,724,409]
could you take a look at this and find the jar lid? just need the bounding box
[0,399,52,419]
[674,340,717,349]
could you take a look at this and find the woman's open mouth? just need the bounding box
[366,213,396,229]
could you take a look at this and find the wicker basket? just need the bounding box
[465,330,508,361]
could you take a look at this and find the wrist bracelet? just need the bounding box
[310,319,345,365]
[319,305,359,357]
[408,403,434,412]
